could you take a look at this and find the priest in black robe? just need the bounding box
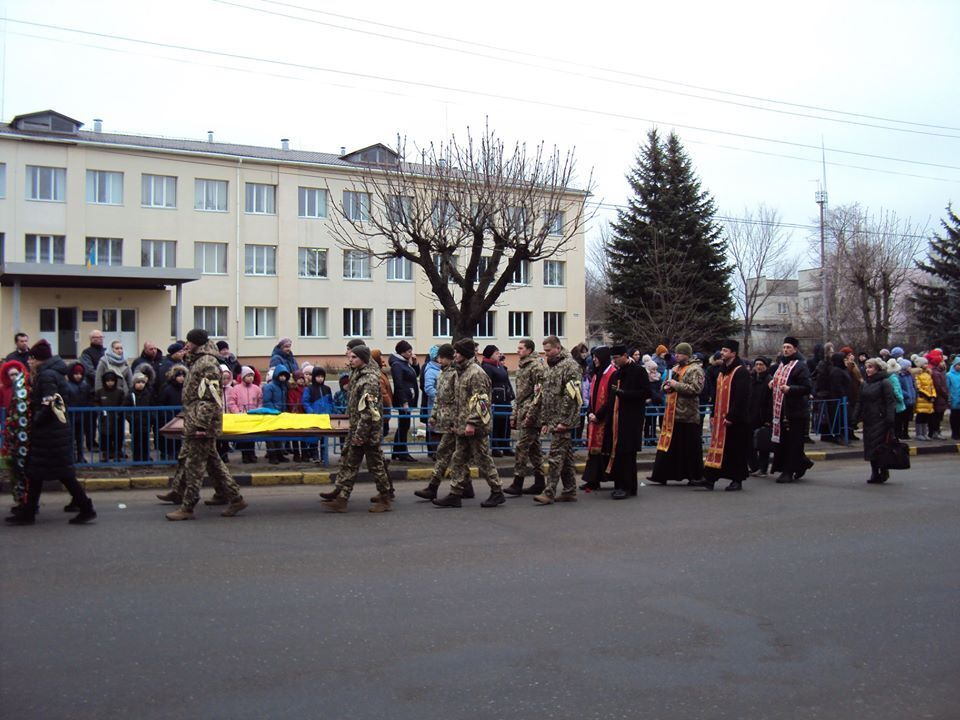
[604,345,651,499]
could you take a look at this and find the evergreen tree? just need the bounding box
[606,129,735,349]
[913,204,960,348]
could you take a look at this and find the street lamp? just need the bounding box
[815,189,828,343]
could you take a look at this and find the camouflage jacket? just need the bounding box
[347,363,384,446]
[430,364,457,434]
[182,341,224,437]
[512,355,544,425]
[666,359,705,424]
[452,359,493,435]
[533,350,582,429]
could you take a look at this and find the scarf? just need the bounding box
[705,365,742,468]
[656,362,690,452]
[586,364,615,454]
[771,359,797,443]
[104,349,126,365]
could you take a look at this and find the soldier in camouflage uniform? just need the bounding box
[504,338,546,496]
[432,339,506,508]
[530,335,582,505]
[166,329,247,520]
[413,344,474,500]
[320,345,393,513]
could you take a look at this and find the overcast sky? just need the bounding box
[2,0,957,268]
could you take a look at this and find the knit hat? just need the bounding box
[346,338,365,350]
[840,346,854,356]
[926,350,943,366]
[655,344,668,356]
[69,362,85,376]
[351,344,371,364]
[132,372,149,385]
[428,344,440,361]
[674,342,693,357]
[610,344,628,356]
[186,328,208,346]
[436,343,455,360]
[482,344,498,359]
[28,339,52,361]
[453,339,477,358]
[897,358,912,370]
[395,340,413,354]
[338,372,350,387]
[891,346,904,358]
[783,336,800,348]
[216,340,230,351]
[754,356,771,367]
[721,339,739,353]
[278,337,293,348]
[879,348,891,357]
[292,369,304,381]
[167,341,185,355]
[885,358,900,374]
[102,370,119,383]
[240,366,255,379]
[915,356,928,368]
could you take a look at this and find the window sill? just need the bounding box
[27,198,65,203]
[201,272,229,276]
[194,208,229,213]
[342,277,373,281]
[297,215,328,220]
[298,275,329,280]
[298,335,329,339]
[142,204,178,210]
[244,212,277,216]
[386,278,414,283]
[244,273,278,277]
[87,201,124,207]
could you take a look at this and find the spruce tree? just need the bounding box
[606,129,736,350]
[913,205,960,348]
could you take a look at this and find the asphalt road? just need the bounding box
[2,455,958,720]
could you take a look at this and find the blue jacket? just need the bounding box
[303,382,334,414]
[947,356,960,410]
[422,360,441,410]
[262,375,288,411]
[897,370,917,407]
[268,346,299,375]
[887,374,905,414]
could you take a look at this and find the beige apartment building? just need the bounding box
[0,110,586,365]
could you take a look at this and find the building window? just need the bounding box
[509,259,530,285]
[245,183,276,214]
[343,308,372,337]
[195,242,228,274]
[141,239,176,268]
[386,256,412,281]
[468,256,493,284]
[386,195,412,224]
[508,311,531,338]
[475,311,496,338]
[433,252,458,283]
[508,206,528,232]
[433,310,452,337]
[777,302,789,314]
[85,237,122,266]
[298,187,327,218]
[299,307,328,338]
[298,247,328,278]
[195,178,228,212]
[432,200,457,230]
[194,306,228,337]
[0,163,7,199]
[544,311,565,337]
[142,174,176,208]
[86,170,123,205]
[244,307,276,337]
[545,210,565,235]
[343,190,370,222]
[26,166,66,201]
[543,260,565,287]
[343,250,371,279]
[244,244,276,275]
[25,234,65,264]
[387,309,414,338]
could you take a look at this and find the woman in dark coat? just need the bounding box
[6,340,96,525]
[747,357,773,476]
[818,353,852,443]
[858,358,897,484]
[480,345,514,457]
[389,340,421,462]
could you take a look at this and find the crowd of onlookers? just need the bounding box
[2,330,957,469]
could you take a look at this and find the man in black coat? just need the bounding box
[693,340,751,491]
[79,329,105,387]
[747,356,773,476]
[6,340,97,525]
[604,345,651,499]
[5,332,31,365]
[769,336,814,483]
[389,340,421,462]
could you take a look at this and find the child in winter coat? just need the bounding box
[286,370,307,461]
[95,370,127,461]
[123,372,153,462]
[64,362,93,462]
[262,368,290,463]
[303,366,334,464]
[226,366,262,463]
[157,364,187,460]
[912,357,936,440]
[333,373,349,411]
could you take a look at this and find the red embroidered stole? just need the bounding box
[705,365,742,468]
[771,360,797,444]
[587,364,615,454]
[656,363,690,453]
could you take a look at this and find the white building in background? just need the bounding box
[0,110,586,365]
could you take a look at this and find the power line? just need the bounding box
[231,0,960,135]
[7,17,959,175]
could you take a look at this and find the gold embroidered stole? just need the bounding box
[656,363,690,453]
[705,365,742,468]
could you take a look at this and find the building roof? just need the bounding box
[0,263,201,291]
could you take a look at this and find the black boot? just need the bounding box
[5,506,36,525]
[267,451,280,465]
[688,479,715,491]
[480,492,506,507]
[414,484,439,500]
[318,487,341,501]
[522,473,546,495]
[724,480,743,492]
[503,476,524,496]
[775,472,794,484]
[432,493,462,508]
[69,501,97,525]
[461,480,476,499]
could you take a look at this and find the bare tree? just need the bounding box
[818,204,925,350]
[726,205,799,358]
[328,126,592,341]
[584,227,613,343]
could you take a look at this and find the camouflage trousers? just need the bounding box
[335,442,390,499]
[513,423,544,478]
[544,431,577,497]
[428,432,468,487]
[448,434,502,495]
[180,437,241,510]
[172,442,229,497]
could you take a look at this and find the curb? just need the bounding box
[11,442,958,493]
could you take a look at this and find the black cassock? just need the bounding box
[603,361,651,495]
[703,358,751,483]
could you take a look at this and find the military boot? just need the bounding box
[319,487,342,501]
[414,484,439,500]
[368,494,393,513]
[165,507,195,521]
[221,496,248,517]
[480,492,506,508]
[156,490,182,504]
[432,493,462,508]
[532,492,554,505]
[555,490,578,502]
[204,493,228,506]
[320,497,349,513]
[461,480,476,499]
[503,476,525,496]
[522,473,546,495]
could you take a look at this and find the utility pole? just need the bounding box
[815,186,828,344]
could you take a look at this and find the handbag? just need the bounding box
[871,431,910,470]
